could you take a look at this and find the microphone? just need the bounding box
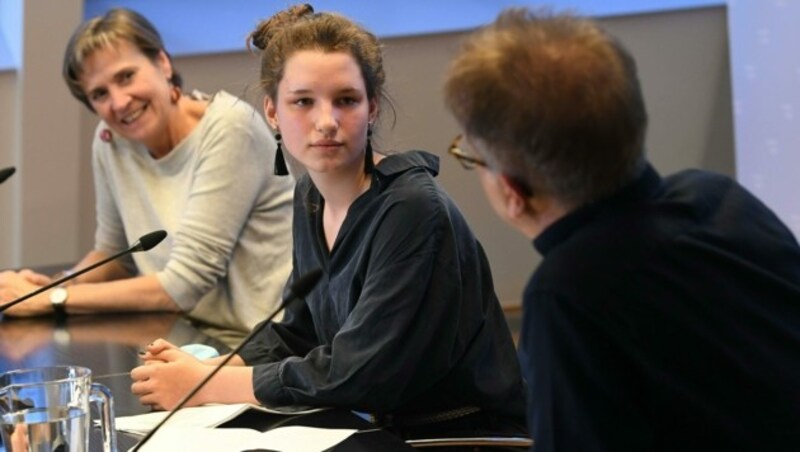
[0,230,168,313]
[131,267,323,452]
[0,166,15,185]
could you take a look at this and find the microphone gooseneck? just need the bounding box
[131,267,323,452]
[0,230,168,314]
[0,166,15,185]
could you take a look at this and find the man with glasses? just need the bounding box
[444,8,800,452]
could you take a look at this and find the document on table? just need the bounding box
[115,403,323,434]
[131,425,357,452]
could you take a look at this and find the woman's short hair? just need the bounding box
[63,8,182,112]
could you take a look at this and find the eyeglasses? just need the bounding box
[448,134,487,170]
[448,133,535,197]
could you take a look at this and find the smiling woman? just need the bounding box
[77,40,194,157]
[0,8,295,348]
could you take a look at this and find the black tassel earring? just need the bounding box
[364,127,374,174]
[274,133,289,176]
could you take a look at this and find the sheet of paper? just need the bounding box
[242,426,356,451]
[115,403,322,434]
[133,427,258,451]
[131,426,357,452]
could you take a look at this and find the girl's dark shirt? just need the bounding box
[240,150,526,421]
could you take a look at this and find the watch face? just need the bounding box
[50,287,68,305]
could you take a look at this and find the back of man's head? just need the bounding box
[445,8,648,207]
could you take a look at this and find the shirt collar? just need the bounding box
[301,150,440,205]
[533,163,662,256]
[373,150,440,179]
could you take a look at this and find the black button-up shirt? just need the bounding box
[522,164,800,451]
[240,151,526,424]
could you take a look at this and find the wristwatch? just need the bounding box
[50,287,68,315]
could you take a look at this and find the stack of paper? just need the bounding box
[115,403,321,434]
[116,404,355,452]
[131,426,357,452]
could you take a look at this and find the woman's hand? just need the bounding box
[0,270,51,317]
[130,341,212,411]
[139,338,180,362]
[19,269,52,286]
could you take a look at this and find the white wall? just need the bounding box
[0,71,17,266]
[729,2,800,238]
[0,0,84,269]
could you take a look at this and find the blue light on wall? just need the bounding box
[81,0,724,57]
[0,0,723,70]
[0,0,22,71]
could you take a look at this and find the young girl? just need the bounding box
[132,4,526,439]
